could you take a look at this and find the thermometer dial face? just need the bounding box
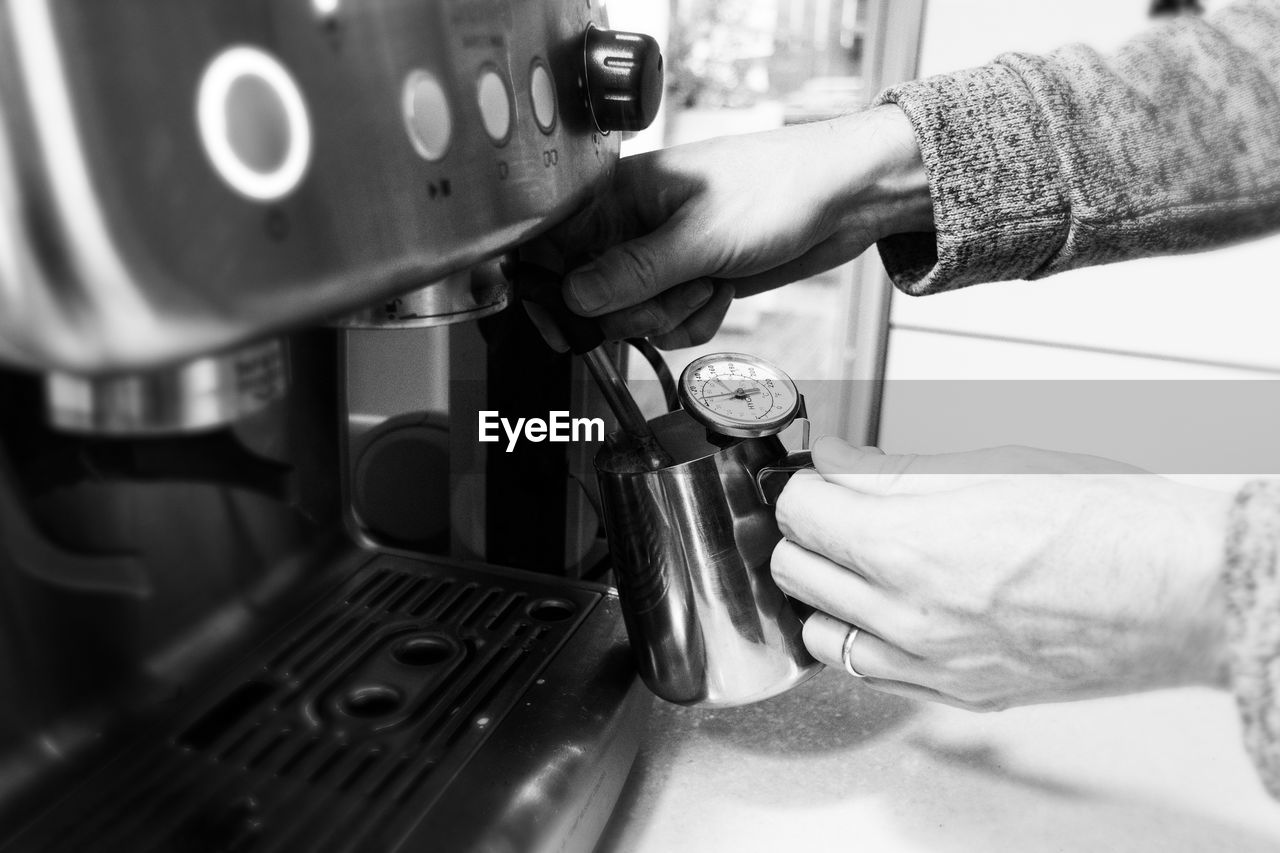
[678,352,800,438]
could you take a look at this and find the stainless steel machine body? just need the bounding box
[0,0,612,373]
[0,1,661,850]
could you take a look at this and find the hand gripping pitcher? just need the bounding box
[596,352,821,707]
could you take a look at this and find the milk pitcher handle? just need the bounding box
[754,450,814,506]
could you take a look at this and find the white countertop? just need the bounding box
[599,668,1280,852]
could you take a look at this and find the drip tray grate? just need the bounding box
[5,555,611,853]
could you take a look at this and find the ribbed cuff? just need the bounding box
[1223,479,1280,799]
[873,63,1071,295]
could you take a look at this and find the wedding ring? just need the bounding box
[841,625,866,678]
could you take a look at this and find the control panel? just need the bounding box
[0,0,661,372]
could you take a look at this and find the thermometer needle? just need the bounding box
[703,388,761,400]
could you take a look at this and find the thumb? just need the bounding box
[812,436,1005,496]
[563,215,714,317]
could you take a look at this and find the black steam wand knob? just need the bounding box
[582,24,664,133]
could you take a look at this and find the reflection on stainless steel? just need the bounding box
[596,409,821,707]
[45,339,287,435]
[334,262,510,329]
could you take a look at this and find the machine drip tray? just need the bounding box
[3,555,648,853]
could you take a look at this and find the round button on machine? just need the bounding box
[529,60,557,133]
[476,67,513,145]
[196,45,312,202]
[402,70,453,161]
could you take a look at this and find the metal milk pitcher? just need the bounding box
[596,406,821,708]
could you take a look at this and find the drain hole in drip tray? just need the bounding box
[392,635,454,666]
[342,685,403,718]
[528,598,576,623]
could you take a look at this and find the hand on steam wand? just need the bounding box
[539,106,931,349]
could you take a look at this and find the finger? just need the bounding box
[650,281,735,350]
[801,611,933,685]
[774,473,913,585]
[811,436,1012,496]
[595,278,715,340]
[772,539,914,641]
[563,213,716,317]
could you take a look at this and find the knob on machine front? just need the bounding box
[582,24,664,132]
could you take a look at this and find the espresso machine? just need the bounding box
[0,1,663,850]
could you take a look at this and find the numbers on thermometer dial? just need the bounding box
[678,352,800,438]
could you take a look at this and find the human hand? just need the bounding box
[541,106,931,349]
[771,437,1232,711]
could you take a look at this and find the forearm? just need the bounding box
[875,0,1280,295]
[819,107,933,245]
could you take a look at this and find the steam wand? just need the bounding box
[516,262,673,470]
[580,348,673,470]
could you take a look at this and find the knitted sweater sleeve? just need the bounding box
[873,0,1280,295]
[1224,481,1280,798]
